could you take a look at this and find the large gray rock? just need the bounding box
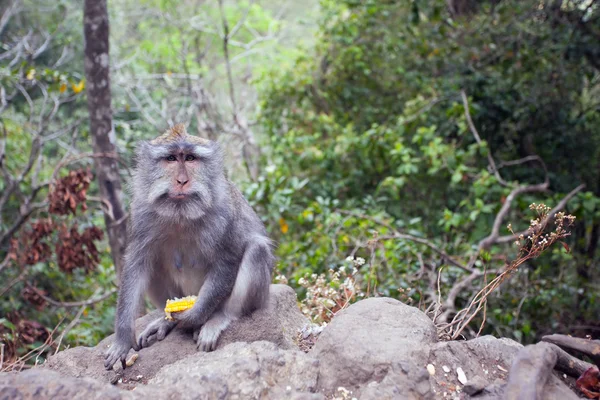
[429,336,579,400]
[42,284,309,389]
[133,341,322,399]
[0,369,127,400]
[312,297,438,398]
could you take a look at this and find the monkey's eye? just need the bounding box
[166,155,177,162]
[185,154,196,162]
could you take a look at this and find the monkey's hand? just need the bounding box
[137,317,176,348]
[104,337,139,370]
[168,308,195,327]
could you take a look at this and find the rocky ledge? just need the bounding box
[0,284,585,399]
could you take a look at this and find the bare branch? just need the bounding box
[0,270,27,298]
[336,209,472,272]
[461,90,507,186]
[26,284,117,308]
[32,31,53,59]
[495,184,586,244]
[53,304,86,355]
[477,182,549,252]
[0,252,10,274]
[0,0,21,37]
[51,152,131,185]
[227,0,254,40]
[0,198,47,247]
[218,0,238,116]
[497,154,549,185]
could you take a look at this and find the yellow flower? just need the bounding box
[279,217,289,234]
[26,69,36,80]
[59,82,67,93]
[71,80,85,94]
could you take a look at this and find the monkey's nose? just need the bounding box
[176,179,189,186]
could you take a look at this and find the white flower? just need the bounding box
[354,257,366,266]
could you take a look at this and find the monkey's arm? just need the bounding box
[171,263,236,328]
[104,250,150,370]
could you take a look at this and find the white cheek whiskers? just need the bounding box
[148,181,170,203]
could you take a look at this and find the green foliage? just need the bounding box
[0,0,116,365]
[255,0,600,342]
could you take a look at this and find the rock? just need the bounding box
[0,292,584,399]
[0,369,126,400]
[358,361,432,400]
[463,376,489,396]
[430,338,579,400]
[429,335,522,395]
[504,342,557,399]
[504,342,579,400]
[132,341,321,399]
[42,284,309,389]
[312,297,437,397]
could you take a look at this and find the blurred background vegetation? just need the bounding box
[1,0,598,368]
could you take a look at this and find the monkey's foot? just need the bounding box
[104,339,138,370]
[193,312,233,352]
[137,317,177,348]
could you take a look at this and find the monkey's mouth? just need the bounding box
[161,192,201,201]
[169,192,192,200]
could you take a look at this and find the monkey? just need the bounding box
[104,124,274,370]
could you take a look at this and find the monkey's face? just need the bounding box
[135,139,224,220]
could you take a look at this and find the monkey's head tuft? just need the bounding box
[132,124,227,220]
[150,124,211,146]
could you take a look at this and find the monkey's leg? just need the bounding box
[137,275,181,348]
[195,237,272,352]
[104,254,149,370]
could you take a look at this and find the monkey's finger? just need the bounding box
[104,353,117,370]
[156,327,168,341]
[141,333,157,348]
[132,341,140,351]
[121,355,127,370]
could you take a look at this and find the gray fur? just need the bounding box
[104,136,274,370]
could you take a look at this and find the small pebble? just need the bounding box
[457,367,468,384]
[442,365,450,373]
[427,364,436,375]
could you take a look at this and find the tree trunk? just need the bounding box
[83,0,127,279]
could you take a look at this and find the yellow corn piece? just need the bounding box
[164,295,197,321]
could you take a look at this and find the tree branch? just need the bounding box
[336,209,472,272]
[495,183,586,244]
[461,90,507,186]
[26,284,117,308]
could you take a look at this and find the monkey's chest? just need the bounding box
[160,249,207,296]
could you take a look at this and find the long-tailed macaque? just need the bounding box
[104,124,274,370]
